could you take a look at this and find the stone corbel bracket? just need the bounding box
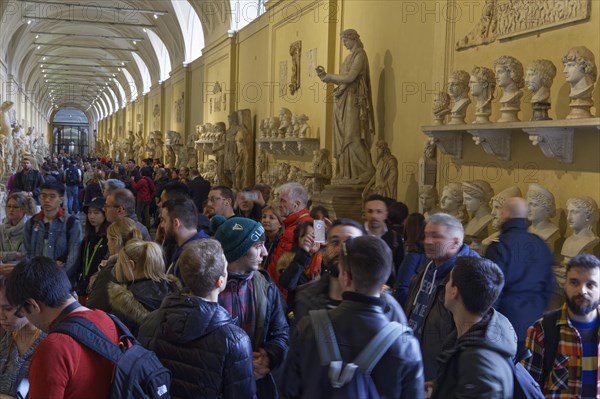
[523,127,574,164]
[195,141,217,154]
[467,129,512,161]
[257,138,320,157]
[422,130,462,160]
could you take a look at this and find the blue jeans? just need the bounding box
[66,185,79,213]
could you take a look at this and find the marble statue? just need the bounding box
[311,148,333,193]
[134,130,145,163]
[432,92,451,125]
[525,59,557,121]
[124,131,135,159]
[146,138,157,159]
[289,40,302,95]
[12,124,25,167]
[363,140,398,200]
[278,108,293,138]
[165,131,180,168]
[175,92,185,124]
[494,55,524,122]
[447,70,471,124]
[561,196,599,262]
[154,133,164,162]
[462,180,494,251]
[469,66,495,124]
[268,117,280,138]
[419,185,442,218]
[257,150,267,182]
[316,29,375,185]
[562,46,597,119]
[153,104,161,130]
[203,159,218,185]
[292,114,310,138]
[259,119,269,138]
[186,132,198,168]
[526,183,559,243]
[483,186,523,249]
[441,182,468,224]
[224,112,240,186]
[0,101,13,140]
[210,122,228,186]
[234,116,253,189]
[419,140,437,186]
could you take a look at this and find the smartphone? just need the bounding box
[314,220,326,243]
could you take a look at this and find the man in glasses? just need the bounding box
[22,182,82,286]
[206,186,235,219]
[282,235,424,398]
[103,188,152,241]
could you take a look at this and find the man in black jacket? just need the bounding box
[138,239,256,399]
[282,235,423,399]
[13,157,44,205]
[186,167,210,213]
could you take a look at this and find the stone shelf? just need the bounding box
[256,137,320,156]
[422,118,600,163]
[194,140,220,155]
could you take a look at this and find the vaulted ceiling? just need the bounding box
[0,0,240,123]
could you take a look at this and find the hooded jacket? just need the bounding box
[138,294,256,399]
[431,308,517,399]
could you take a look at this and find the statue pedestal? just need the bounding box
[531,102,551,121]
[567,98,594,119]
[311,184,366,222]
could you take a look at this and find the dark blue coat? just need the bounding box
[485,218,554,349]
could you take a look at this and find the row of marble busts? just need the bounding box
[432,45,597,125]
[419,182,599,263]
[259,107,311,139]
[195,122,225,142]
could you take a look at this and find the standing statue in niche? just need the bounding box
[526,183,559,243]
[447,70,471,124]
[210,122,228,186]
[311,148,333,193]
[289,40,302,95]
[256,150,267,183]
[186,132,198,168]
[494,55,524,122]
[124,131,135,159]
[316,29,375,185]
[419,185,441,218]
[525,59,557,121]
[440,183,468,224]
[154,134,164,162]
[469,66,495,124]
[462,180,494,253]
[562,46,597,119]
[223,112,240,186]
[419,140,437,186]
[234,116,252,189]
[363,140,398,200]
[561,196,599,263]
[153,104,160,131]
[175,93,185,124]
[431,92,451,125]
[482,186,522,251]
[134,130,145,163]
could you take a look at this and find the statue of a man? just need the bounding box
[419,185,441,218]
[432,92,451,125]
[494,55,524,122]
[525,59,557,121]
[447,70,471,124]
[362,140,398,200]
[469,66,495,124]
[316,29,375,185]
[562,46,597,119]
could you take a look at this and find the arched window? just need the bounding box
[132,53,152,94]
[171,0,204,64]
[145,29,172,83]
[121,68,138,102]
[230,0,266,32]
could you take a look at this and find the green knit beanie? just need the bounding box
[212,216,266,263]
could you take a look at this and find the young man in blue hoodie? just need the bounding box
[404,213,480,381]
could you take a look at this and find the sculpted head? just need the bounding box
[469,66,496,99]
[462,180,494,213]
[562,46,597,85]
[441,183,464,213]
[447,70,470,99]
[375,140,391,159]
[490,186,522,229]
[340,29,363,50]
[525,59,557,93]
[494,56,525,89]
[566,196,598,233]
[526,183,556,222]
[432,92,451,114]
[419,185,438,211]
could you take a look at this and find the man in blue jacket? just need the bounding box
[485,197,554,354]
[404,213,480,381]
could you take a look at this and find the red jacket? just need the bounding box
[130,176,156,203]
[267,208,312,290]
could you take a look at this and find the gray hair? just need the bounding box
[278,182,308,208]
[426,213,464,245]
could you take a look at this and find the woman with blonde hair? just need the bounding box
[0,192,36,264]
[109,240,181,334]
[86,217,141,312]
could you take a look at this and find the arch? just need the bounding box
[145,29,172,82]
[230,0,266,32]
[132,52,152,94]
[171,0,204,64]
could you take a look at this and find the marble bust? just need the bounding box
[561,196,599,262]
[441,183,468,224]
[469,66,495,124]
[562,46,597,119]
[526,183,559,243]
[462,180,494,237]
[419,184,442,218]
[432,92,451,125]
[525,59,557,121]
[447,70,471,124]
[482,186,522,250]
[494,55,524,122]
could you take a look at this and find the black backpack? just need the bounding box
[65,166,78,185]
[53,313,171,399]
[309,309,407,399]
[508,351,545,399]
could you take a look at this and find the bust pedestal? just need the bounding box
[311,184,366,223]
[561,234,600,264]
[531,102,551,121]
[567,98,594,119]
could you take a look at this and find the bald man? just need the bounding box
[485,197,555,353]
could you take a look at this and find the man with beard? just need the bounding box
[523,254,600,398]
[206,186,235,219]
[13,157,44,205]
[293,218,406,326]
[159,197,209,279]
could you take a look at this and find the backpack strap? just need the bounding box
[353,322,406,375]
[541,308,561,380]
[309,309,341,365]
[52,315,125,365]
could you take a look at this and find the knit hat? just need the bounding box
[82,196,105,213]
[212,216,265,263]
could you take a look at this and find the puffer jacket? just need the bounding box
[281,292,424,399]
[404,243,480,381]
[108,275,181,335]
[431,308,517,399]
[138,294,257,399]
